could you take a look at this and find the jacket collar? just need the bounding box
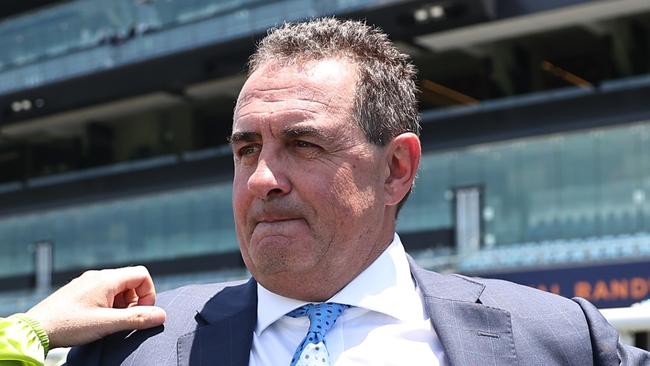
[177,259,517,366]
[408,256,517,366]
[408,255,485,302]
[177,278,257,366]
[195,278,257,325]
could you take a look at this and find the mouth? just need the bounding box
[248,204,307,230]
[255,217,301,225]
[251,217,306,240]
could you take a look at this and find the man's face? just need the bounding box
[231,58,394,300]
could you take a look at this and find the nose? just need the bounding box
[247,154,291,199]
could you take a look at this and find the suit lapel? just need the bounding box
[177,279,257,366]
[174,259,518,365]
[409,258,517,366]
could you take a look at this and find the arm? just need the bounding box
[26,266,166,348]
[0,266,166,366]
[0,314,48,366]
[573,297,650,365]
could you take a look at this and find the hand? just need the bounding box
[26,266,166,348]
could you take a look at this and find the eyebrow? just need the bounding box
[228,131,260,145]
[229,126,335,145]
[282,125,331,141]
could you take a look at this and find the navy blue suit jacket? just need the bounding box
[67,258,650,365]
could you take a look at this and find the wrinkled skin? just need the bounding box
[231,58,420,301]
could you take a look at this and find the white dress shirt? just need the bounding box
[248,233,448,365]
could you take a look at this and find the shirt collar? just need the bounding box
[255,233,424,335]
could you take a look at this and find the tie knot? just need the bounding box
[287,302,349,338]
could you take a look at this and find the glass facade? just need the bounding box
[0,0,399,94]
[398,119,650,246]
[0,0,271,70]
[2,119,650,278]
[0,182,236,278]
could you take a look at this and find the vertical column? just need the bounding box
[455,186,482,256]
[33,240,53,294]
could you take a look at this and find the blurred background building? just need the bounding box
[1,0,650,354]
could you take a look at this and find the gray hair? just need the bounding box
[248,18,420,212]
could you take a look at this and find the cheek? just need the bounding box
[327,167,382,217]
[232,174,251,223]
[232,168,250,197]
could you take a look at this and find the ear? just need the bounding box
[383,133,421,206]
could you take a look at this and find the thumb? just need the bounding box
[103,306,167,332]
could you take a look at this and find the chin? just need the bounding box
[256,253,318,277]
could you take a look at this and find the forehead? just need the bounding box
[234,59,358,125]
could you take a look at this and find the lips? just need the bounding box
[252,214,307,234]
[254,217,304,232]
[247,202,307,231]
[256,217,300,224]
[251,217,305,240]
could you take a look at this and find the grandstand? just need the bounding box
[1,0,650,352]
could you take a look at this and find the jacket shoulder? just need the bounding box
[471,275,650,364]
[465,275,577,309]
[459,274,596,364]
[156,279,248,312]
[66,279,251,366]
[461,274,587,321]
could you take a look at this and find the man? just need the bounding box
[67,18,649,365]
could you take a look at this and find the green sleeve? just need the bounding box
[0,314,49,366]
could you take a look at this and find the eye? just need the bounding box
[237,144,260,157]
[293,140,318,149]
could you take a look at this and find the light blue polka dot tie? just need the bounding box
[287,302,350,366]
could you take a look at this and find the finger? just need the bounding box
[113,289,138,309]
[114,291,127,308]
[124,288,139,308]
[100,306,167,333]
[105,266,157,306]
